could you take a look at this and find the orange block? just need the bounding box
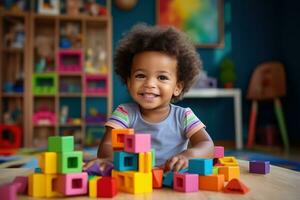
[199,174,224,191]
[111,128,134,149]
[152,168,163,188]
[223,178,249,194]
[218,166,240,181]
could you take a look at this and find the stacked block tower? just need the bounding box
[28,136,87,197]
[111,128,154,194]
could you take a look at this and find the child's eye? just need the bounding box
[135,74,145,79]
[158,75,169,81]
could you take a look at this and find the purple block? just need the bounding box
[13,176,28,194]
[249,160,270,174]
[0,183,17,200]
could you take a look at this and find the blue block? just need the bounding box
[113,151,138,171]
[188,158,213,175]
[163,171,174,187]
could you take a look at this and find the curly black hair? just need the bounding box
[114,24,202,101]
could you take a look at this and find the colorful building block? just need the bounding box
[162,171,174,187]
[28,173,46,197]
[124,133,151,153]
[112,170,152,194]
[214,146,224,158]
[111,128,134,149]
[213,166,219,174]
[188,158,213,175]
[138,152,152,173]
[198,174,224,191]
[13,176,28,194]
[249,160,270,174]
[48,136,74,152]
[97,177,118,198]
[45,174,61,197]
[0,183,17,200]
[218,156,239,166]
[89,176,101,198]
[173,173,199,193]
[113,151,138,171]
[223,178,249,194]
[218,166,240,181]
[152,168,163,188]
[39,152,57,174]
[58,151,83,173]
[0,125,21,149]
[151,148,156,167]
[56,172,88,196]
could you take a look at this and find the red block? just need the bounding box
[223,178,249,194]
[152,168,163,188]
[0,125,22,149]
[13,176,28,194]
[97,177,118,198]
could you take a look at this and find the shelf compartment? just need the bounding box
[33,73,58,95]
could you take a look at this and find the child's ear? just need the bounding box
[174,82,184,96]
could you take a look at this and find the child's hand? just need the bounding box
[164,155,188,172]
[83,158,113,176]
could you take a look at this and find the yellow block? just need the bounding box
[218,156,238,166]
[89,176,102,198]
[218,166,240,181]
[139,152,152,173]
[28,173,46,197]
[112,170,152,194]
[39,152,57,174]
[45,174,62,197]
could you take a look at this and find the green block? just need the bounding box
[213,166,219,174]
[58,151,83,173]
[151,148,155,167]
[48,136,74,152]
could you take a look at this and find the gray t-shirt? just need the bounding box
[105,103,205,166]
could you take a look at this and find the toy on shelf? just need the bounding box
[3,20,25,49]
[59,22,82,49]
[33,73,57,95]
[37,0,60,15]
[34,35,55,72]
[85,47,108,74]
[219,57,237,88]
[60,105,69,124]
[85,107,106,124]
[192,69,217,89]
[33,106,56,125]
[84,0,107,16]
[84,75,108,95]
[58,49,83,73]
[66,0,82,15]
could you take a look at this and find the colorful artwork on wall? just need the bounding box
[157,0,224,48]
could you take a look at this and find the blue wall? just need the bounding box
[111,0,300,144]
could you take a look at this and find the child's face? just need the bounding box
[127,51,183,111]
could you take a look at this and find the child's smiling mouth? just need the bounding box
[138,92,159,101]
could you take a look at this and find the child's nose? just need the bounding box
[144,77,156,88]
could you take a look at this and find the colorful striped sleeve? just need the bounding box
[183,108,205,138]
[105,105,130,128]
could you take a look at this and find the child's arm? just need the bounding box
[83,126,114,170]
[165,128,214,171]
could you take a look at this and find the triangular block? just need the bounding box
[223,178,249,194]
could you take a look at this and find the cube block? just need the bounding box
[124,134,151,153]
[56,172,88,196]
[13,176,28,194]
[188,158,213,175]
[48,136,74,152]
[218,166,240,181]
[199,174,224,191]
[28,173,46,197]
[152,168,163,188]
[138,152,152,173]
[218,156,238,166]
[0,183,17,200]
[173,173,199,193]
[45,174,61,197]
[97,177,118,198]
[58,151,82,173]
[89,176,101,198]
[111,128,134,149]
[113,151,138,171]
[249,160,270,174]
[214,146,224,158]
[39,152,57,174]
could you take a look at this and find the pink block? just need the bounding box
[56,172,88,196]
[173,173,198,192]
[0,183,17,200]
[214,146,224,158]
[124,134,151,153]
[13,176,28,194]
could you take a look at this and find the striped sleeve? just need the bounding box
[183,108,205,138]
[105,105,130,128]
